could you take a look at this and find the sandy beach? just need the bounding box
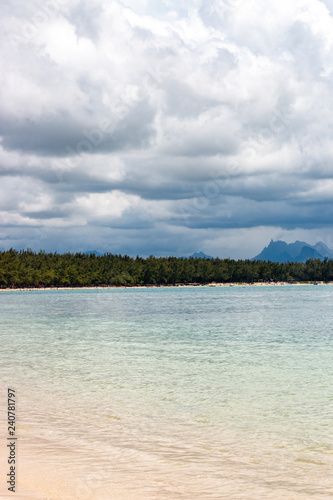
[1,281,332,292]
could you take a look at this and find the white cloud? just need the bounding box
[74,191,139,219]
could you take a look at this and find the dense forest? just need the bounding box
[0,249,333,288]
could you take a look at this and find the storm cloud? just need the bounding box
[1,0,333,258]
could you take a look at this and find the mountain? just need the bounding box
[294,246,323,263]
[313,241,333,258]
[190,251,213,259]
[85,250,102,256]
[253,240,290,262]
[252,240,333,263]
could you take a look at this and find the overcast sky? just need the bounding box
[1,0,333,258]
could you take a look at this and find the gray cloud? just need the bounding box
[1,0,333,258]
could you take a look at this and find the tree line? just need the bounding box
[0,249,332,288]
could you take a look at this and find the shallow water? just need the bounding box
[0,286,332,499]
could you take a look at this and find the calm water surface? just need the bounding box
[0,286,332,499]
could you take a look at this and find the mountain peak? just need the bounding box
[190,251,213,259]
[85,250,102,256]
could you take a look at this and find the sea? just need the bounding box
[0,285,332,499]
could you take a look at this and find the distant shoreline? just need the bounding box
[1,281,333,292]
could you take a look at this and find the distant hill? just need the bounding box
[252,240,333,263]
[85,250,103,256]
[190,251,213,259]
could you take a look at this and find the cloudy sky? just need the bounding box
[1,0,333,258]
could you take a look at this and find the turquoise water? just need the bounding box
[0,286,332,499]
